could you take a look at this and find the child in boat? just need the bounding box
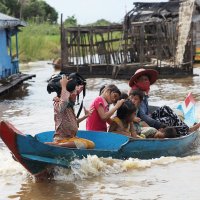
[47,75,95,149]
[129,90,158,136]
[119,92,129,100]
[145,127,177,138]
[128,68,191,137]
[86,84,125,132]
[108,100,140,138]
[129,89,177,138]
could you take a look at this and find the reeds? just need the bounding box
[16,23,60,62]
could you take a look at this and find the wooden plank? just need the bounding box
[0,74,36,95]
[64,25,123,32]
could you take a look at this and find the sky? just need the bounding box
[45,0,167,24]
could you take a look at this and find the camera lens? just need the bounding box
[66,79,77,92]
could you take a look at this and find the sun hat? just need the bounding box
[129,68,158,87]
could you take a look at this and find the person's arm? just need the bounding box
[108,121,130,136]
[138,101,163,129]
[97,99,125,121]
[133,116,141,123]
[77,107,94,124]
[189,122,200,132]
[77,115,87,124]
[130,122,142,138]
[108,121,119,132]
[106,118,113,125]
[140,121,149,127]
[58,76,71,112]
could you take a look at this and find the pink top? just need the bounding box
[86,96,109,131]
[54,90,78,139]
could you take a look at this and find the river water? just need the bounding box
[1,61,200,200]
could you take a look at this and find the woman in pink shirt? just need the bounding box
[86,84,125,132]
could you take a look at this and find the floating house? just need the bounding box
[0,12,26,79]
[59,0,199,79]
[0,13,35,96]
[124,0,200,73]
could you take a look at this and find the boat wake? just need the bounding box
[1,146,200,181]
[52,154,200,181]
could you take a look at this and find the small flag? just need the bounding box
[177,93,197,126]
[184,92,195,107]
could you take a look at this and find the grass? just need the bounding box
[14,23,60,62]
[13,23,125,63]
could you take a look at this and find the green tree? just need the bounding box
[22,0,45,22]
[0,0,58,23]
[64,15,77,27]
[92,19,111,26]
[0,0,20,17]
[87,19,112,26]
[0,2,7,14]
[22,0,57,23]
[17,0,30,19]
[42,1,58,23]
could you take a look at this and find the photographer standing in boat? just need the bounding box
[128,68,197,137]
[46,74,95,149]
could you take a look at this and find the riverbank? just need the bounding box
[17,23,60,63]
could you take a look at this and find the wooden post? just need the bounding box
[139,23,144,65]
[190,22,194,74]
[77,26,81,66]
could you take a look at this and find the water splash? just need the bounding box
[175,0,195,66]
[1,145,200,182]
[53,154,200,181]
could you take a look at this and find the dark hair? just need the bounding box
[129,89,144,102]
[163,127,177,138]
[104,84,121,96]
[99,85,106,95]
[120,92,128,100]
[117,100,136,120]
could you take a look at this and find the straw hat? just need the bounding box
[129,68,158,87]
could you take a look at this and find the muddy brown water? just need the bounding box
[1,61,200,200]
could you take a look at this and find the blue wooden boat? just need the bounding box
[0,120,199,177]
[0,94,199,177]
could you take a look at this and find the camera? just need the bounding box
[47,72,86,95]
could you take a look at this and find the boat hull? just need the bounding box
[0,121,199,176]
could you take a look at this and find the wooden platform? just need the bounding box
[60,64,194,80]
[0,73,36,96]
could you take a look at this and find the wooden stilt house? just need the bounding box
[124,0,200,75]
[0,13,35,96]
[60,0,199,78]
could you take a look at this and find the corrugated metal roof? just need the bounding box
[0,12,26,29]
[129,1,181,22]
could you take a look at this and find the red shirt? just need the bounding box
[86,96,109,131]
